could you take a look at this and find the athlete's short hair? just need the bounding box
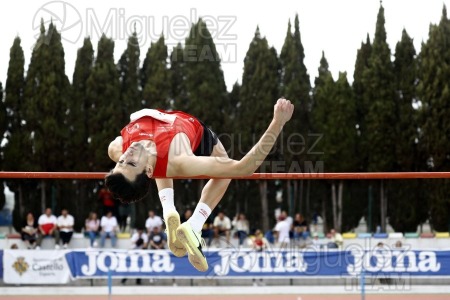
[105,171,151,204]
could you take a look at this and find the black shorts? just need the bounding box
[193,121,218,157]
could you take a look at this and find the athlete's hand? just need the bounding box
[273,98,294,126]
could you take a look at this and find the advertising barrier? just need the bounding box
[3,250,72,284]
[2,248,450,283]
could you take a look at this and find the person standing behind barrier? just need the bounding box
[21,212,38,249]
[85,212,100,248]
[213,211,231,245]
[98,184,117,217]
[36,208,60,249]
[251,229,269,251]
[57,208,74,249]
[100,211,118,248]
[232,213,250,246]
[273,214,291,247]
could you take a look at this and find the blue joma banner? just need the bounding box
[65,248,450,278]
[0,250,3,278]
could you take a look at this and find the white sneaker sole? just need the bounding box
[166,213,187,258]
[176,224,208,272]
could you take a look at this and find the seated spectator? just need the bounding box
[145,210,163,233]
[232,213,250,246]
[327,228,343,249]
[273,213,291,247]
[131,228,149,249]
[292,213,309,241]
[201,216,214,247]
[180,208,193,223]
[100,211,118,248]
[57,208,74,249]
[148,226,166,250]
[21,212,38,249]
[251,229,269,251]
[36,208,60,249]
[213,211,231,244]
[85,212,100,248]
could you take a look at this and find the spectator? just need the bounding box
[180,208,193,223]
[201,216,214,247]
[251,229,269,251]
[327,228,343,249]
[85,212,100,248]
[148,226,166,250]
[21,212,38,249]
[57,208,74,249]
[292,213,309,241]
[145,210,163,233]
[100,211,118,248]
[98,184,117,217]
[121,228,148,285]
[310,232,323,250]
[232,213,250,246]
[213,211,231,244]
[118,203,131,232]
[275,209,293,227]
[273,213,291,247]
[10,243,18,249]
[36,208,60,250]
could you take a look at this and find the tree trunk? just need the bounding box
[380,180,386,232]
[41,180,46,213]
[337,180,343,232]
[331,182,337,230]
[306,180,311,221]
[299,180,304,214]
[259,181,269,232]
[322,194,327,234]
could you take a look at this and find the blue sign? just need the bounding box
[65,248,450,278]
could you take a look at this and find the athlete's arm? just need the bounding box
[108,136,123,163]
[172,98,294,177]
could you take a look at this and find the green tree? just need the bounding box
[3,36,28,231]
[362,4,397,232]
[239,27,280,231]
[141,35,170,109]
[169,43,188,110]
[86,35,121,171]
[118,30,141,122]
[23,22,71,217]
[417,6,450,231]
[0,82,5,211]
[279,15,312,219]
[184,19,228,131]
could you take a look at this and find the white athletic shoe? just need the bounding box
[176,222,208,272]
[164,211,187,257]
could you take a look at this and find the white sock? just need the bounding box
[188,202,212,232]
[159,188,176,215]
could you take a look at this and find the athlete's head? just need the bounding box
[105,141,156,203]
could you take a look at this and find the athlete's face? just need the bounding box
[112,141,154,181]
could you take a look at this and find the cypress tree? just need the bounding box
[3,36,28,231]
[418,6,450,231]
[3,37,26,171]
[239,27,280,231]
[362,4,397,232]
[118,30,141,120]
[141,35,170,109]
[184,19,228,131]
[169,43,188,110]
[86,35,121,171]
[69,37,94,171]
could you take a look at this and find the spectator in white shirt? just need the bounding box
[100,211,118,248]
[213,211,231,243]
[57,208,74,249]
[36,208,60,249]
[273,214,291,247]
[232,213,250,245]
[145,210,163,233]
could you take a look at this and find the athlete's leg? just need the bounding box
[155,178,186,257]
